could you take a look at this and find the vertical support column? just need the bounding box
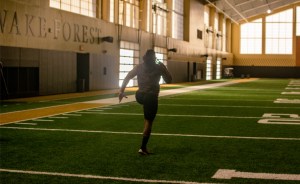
[101,0,109,21]
[166,0,173,38]
[139,0,149,32]
[219,13,224,51]
[183,0,190,42]
[296,37,300,66]
[226,18,232,53]
[209,6,216,49]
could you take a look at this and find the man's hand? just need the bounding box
[118,92,127,103]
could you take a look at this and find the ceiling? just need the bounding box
[202,0,300,23]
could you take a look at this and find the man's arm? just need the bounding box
[118,66,138,102]
[159,63,172,84]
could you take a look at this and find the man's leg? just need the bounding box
[139,93,158,154]
[140,119,153,151]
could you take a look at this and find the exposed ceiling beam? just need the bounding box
[205,0,239,24]
[234,0,258,7]
[230,0,282,17]
[224,0,248,22]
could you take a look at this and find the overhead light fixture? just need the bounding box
[266,0,271,14]
[168,48,177,53]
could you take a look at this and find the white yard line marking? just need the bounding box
[282,92,300,95]
[85,110,104,112]
[79,111,103,114]
[32,119,54,122]
[286,87,300,90]
[48,117,69,119]
[159,104,300,109]
[82,80,257,105]
[111,105,129,107]
[96,112,260,119]
[14,123,37,125]
[1,126,299,141]
[212,169,300,181]
[0,168,219,184]
[62,114,82,116]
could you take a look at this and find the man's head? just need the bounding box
[143,49,156,66]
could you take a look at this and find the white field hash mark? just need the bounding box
[1,126,300,141]
[0,168,221,184]
[212,169,300,181]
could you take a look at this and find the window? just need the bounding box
[206,58,212,80]
[265,9,293,54]
[204,6,209,27]
[172,0,184,40]
[216,58,221,80]
[49,0,97,17]
[109,0,114,22]
[152,0,167,36]
[119,41,140,87]
[297,6,300,36]
[240,18,262,54]
[119,0,139,29]
[154,47,167,84]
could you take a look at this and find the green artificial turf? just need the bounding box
[1,78,300,184]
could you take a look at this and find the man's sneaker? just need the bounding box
[138,148,149,155]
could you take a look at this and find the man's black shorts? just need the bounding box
[135,91,158,121]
